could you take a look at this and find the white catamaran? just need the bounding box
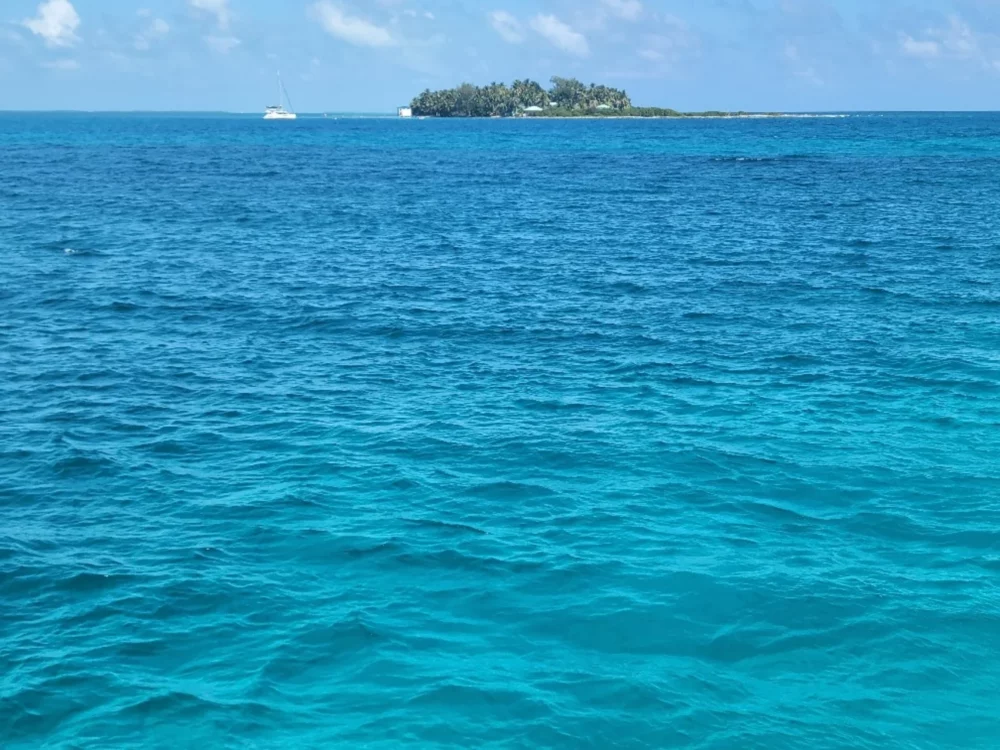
[264,72,297,120]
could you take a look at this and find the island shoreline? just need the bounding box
[406,76,845,120]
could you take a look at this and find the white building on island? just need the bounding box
[397,106,413,118]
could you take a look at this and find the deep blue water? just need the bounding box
[2,113,999,749]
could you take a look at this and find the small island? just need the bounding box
[409,77,766,119]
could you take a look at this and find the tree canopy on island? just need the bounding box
[410,77,632,118]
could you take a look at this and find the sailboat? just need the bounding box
[264,72,297,120]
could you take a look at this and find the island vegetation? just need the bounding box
[409,77,761,118]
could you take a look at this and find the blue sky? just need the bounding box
[3,0,1000,111]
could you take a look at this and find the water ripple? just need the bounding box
[1,113,999,748]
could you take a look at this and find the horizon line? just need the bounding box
[1,109,999,115]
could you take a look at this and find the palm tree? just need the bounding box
[410,76,632,117]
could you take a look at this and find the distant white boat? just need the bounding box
[264,72,297,120]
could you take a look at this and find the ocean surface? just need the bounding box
[2,112,999,749]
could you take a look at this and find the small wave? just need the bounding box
[710,154,815,163]
[770,353,825,365]
[609,360,679,376]
[462,480,558,499]
[963,297,1000,309]
[117,690,232,719]
[516,398,589,412]
[396,547,545,574]
[52,453,116,477]
[59,571,139,593]
[341,540,407,560]
[138,439,190,455]
[288,616,386,651]
[607,280,650,294]
[859,286,917,300]
[407,683,539,711]
[404,517,487,536]
[56,246,102,256]
[289,316,354,333]
[781,113,850,118]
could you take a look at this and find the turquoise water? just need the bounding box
[2,113,999,748]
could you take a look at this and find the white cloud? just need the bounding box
[205,35,240,53]
[23,0,80,48]
[424,11,434,21]
[489,11,523,44]
[135,17,170,50]
[795,66,823,86]
[3,28,27,45]
[636,18,699,71]
[900,34,941,59]
[782,40,822,85]
[530,14,589,57]
[899,16,985,62]
[601,0,642,22]
[43,57,79,70]
[310,2,395,47]
[939,16,977,58]
[189,0,230,30]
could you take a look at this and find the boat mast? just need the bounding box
[277,71,282,109]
